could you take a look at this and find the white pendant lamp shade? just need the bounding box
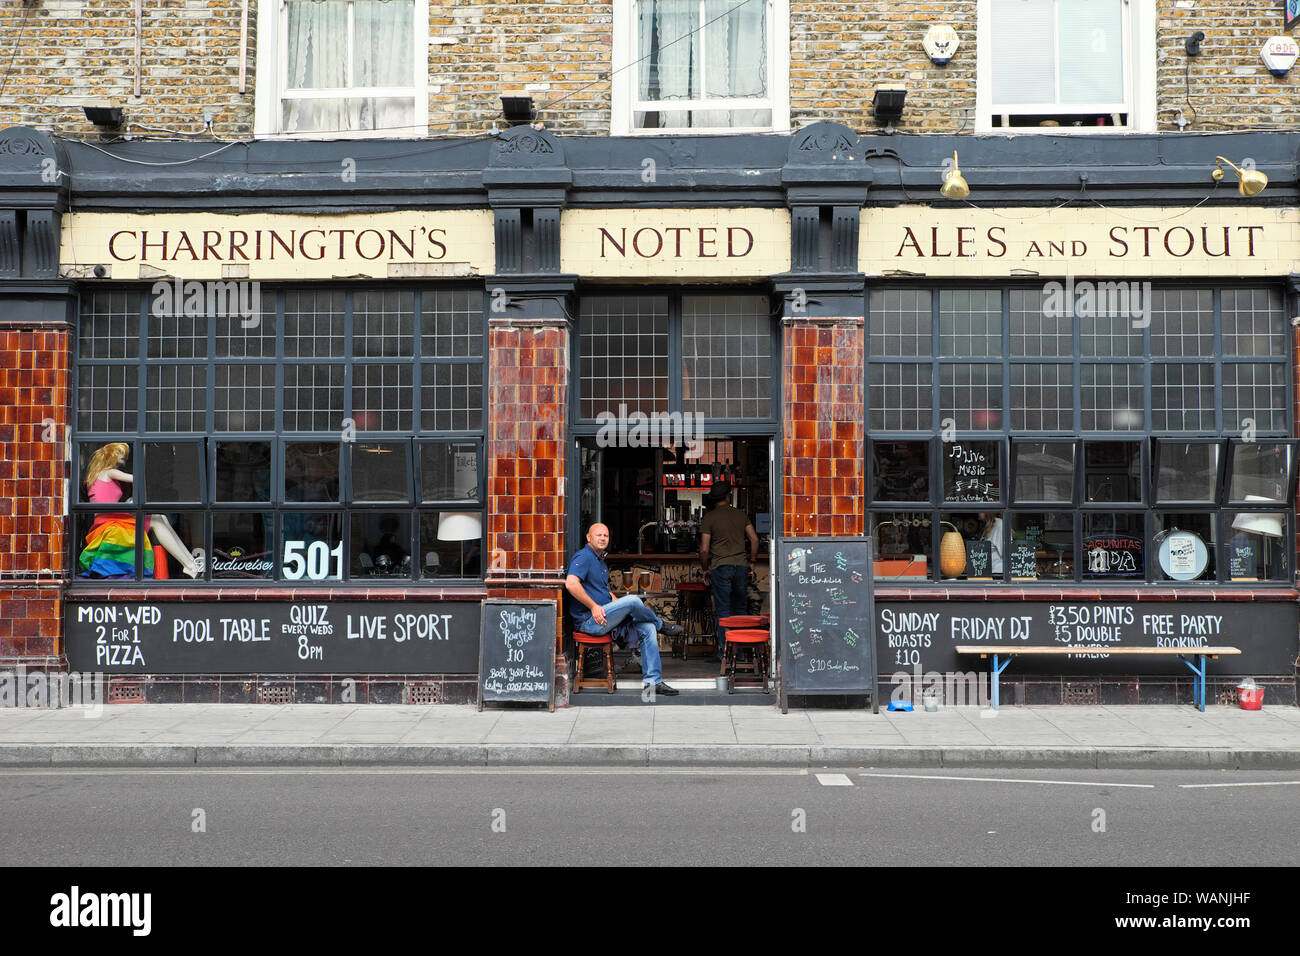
[437,512,482,542]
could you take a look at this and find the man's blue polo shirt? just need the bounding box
[566,544,611,626]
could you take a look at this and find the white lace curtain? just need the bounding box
[636,0,767,127]
[284,0,415,134]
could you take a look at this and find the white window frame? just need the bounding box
[255,0,429,139]
[612,0,789,136]
[975,0,1155,135]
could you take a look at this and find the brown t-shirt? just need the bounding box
[701,503,751,568]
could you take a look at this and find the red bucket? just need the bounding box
[1238,686,1264,710]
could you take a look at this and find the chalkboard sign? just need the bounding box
[1228,535,1258,580]
[478,599,556,711]
[778,538,878,713]
[943,441,999,503]
[64,600,482,673]
[966,540,993,578]
[1009,542,1038,579]
[1083,534,1143,577]
[877,600,1297,689]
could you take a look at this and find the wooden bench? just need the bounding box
[954,646,1242,711]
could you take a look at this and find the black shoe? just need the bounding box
[659,623,684,637]
[654,682,680,696]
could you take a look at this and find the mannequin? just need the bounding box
[79,442,200,579]
[979,513,1004,574]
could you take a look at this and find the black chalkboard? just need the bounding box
[943,441,999,503]
[877,601,1298,693]
[1228,535,1258,580]
[64,600,482,673]
[1009,542,1038,579]
[478,599,556,711]
[778,538,877,712]
[966,540,993,578]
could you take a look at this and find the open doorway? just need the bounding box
[571,434,774,686]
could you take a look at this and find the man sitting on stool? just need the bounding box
[566,522,684,697]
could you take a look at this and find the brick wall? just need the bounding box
[0,1,1293,138]
[1159,0,1300,131]
[0,327,70,660]
[0,0,254,139]
[428,2,613,134]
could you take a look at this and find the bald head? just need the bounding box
[586,523,610,552]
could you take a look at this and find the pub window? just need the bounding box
[1010,441,1076,505]
[577,290,776,424]
[72,286,485,583]
[865,284,1292,585]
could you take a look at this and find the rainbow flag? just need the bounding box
[78,515,154,579]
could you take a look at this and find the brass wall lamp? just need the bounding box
[1212,156,1268,196]
[939,150,970,199]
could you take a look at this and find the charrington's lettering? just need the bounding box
[108,227,450,263]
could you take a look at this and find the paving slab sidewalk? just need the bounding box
[1,703,1298,769]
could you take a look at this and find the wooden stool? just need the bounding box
[674,582,714,660]
[573,633,615,694]
[722,628,771,693]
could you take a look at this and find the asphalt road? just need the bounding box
[1,766,1297,867]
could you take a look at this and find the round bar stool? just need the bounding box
[717,615,764,673]
[722,628,771,693]
[573,633,615,694]
[674,582,714,660]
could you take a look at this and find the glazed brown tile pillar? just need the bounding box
[775,278,866,539]
[0,307,74,672]
[484,277,575,693]
[0,128,76,680]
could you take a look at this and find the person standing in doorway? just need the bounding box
[699,482,759,661]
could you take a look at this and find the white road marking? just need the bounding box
[815,773,853,786]
[1178,780,1300,789]
[859,772,1154,789]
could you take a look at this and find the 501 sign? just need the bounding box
[283,540,344,580]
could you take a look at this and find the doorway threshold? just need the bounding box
[569,681,775,706]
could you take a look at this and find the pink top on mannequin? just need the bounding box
[88,477,127,504]
[87,477,150,531]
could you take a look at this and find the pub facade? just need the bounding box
[1,120,1298,706]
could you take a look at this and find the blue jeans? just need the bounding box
[575,594,664,685]
[711,564,750,657]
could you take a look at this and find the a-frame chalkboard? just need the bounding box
[478,599,557,712]
[777,538,878,713]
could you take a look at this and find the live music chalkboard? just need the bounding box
[778,538,878,712]
[478,599,556,711]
